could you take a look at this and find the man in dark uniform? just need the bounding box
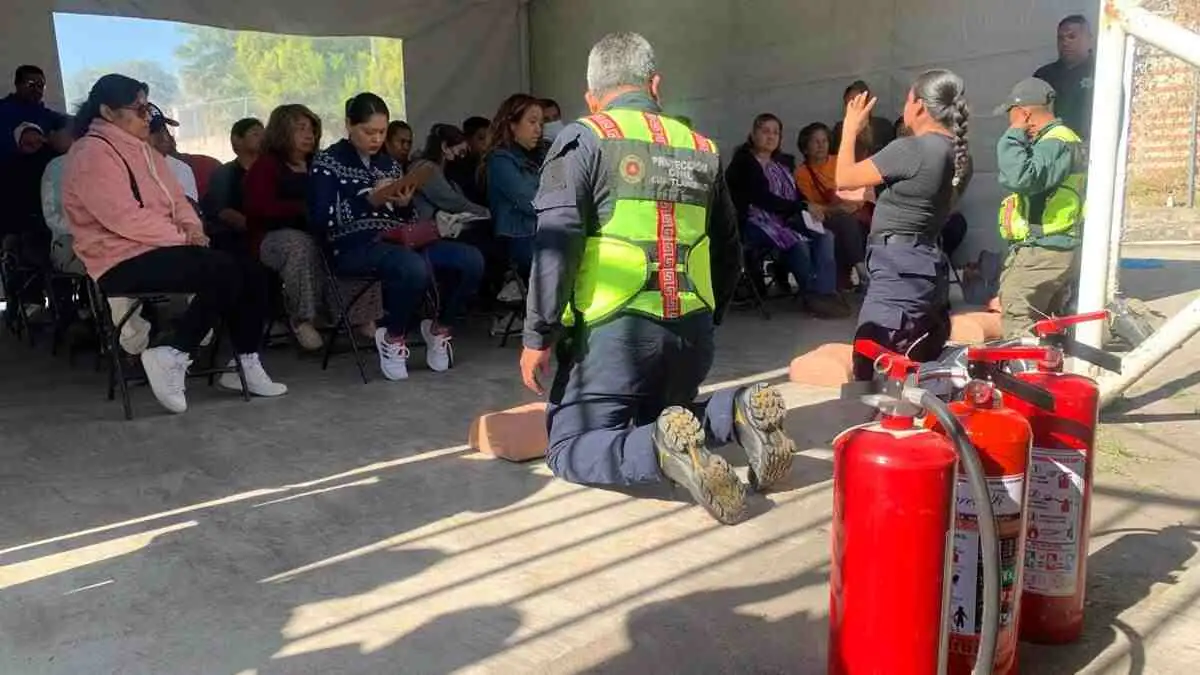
[519,32,795,525]
[1034,15,1095,141]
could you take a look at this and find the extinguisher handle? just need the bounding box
[965,345,1060,367]
[1032,310,1111,337]
[1061,338,1125,374]
[853,339,919,380]
[991,370,1057,411]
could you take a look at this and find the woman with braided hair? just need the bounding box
[834,69,972,380]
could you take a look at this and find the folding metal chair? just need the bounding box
[318,249,378,384]
[88,280,249,420]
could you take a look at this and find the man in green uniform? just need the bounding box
[519,32,795,524]
[995,78,1088,338]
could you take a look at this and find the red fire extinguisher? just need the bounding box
[1006,311,1122,644]
[927,345,1057,675]
[830,340,1001,675]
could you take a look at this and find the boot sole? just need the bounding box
[658,408,746,525]
[739,385,795,492]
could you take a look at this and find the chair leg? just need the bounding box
[207,329,222,387]
[107,349,117,401]
[321,323,338,372]
[319,254,371,383]
[90,284,108,373]
[740,271,771,320]
[499,308,522,348]
[110,341,132,419]
[345,321,369,384]
[110,299,145,420]
[46,275,61,356]
[231,333,250,402]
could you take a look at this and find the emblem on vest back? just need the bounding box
[621,154,645,184]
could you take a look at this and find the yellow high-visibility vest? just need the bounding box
[999,124,1087,242]
[564,109,720,327]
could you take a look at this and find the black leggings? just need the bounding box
[98,245,268,355]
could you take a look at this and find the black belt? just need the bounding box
[868,231,939,247]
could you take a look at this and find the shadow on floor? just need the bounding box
[1021,525,1200,675]
[0,446,554,674]
[256,603,525,675]
[783,397,871,452]
[581,567,830,675]
[1104,368,1200,416]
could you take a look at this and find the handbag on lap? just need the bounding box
[381,218,440,250]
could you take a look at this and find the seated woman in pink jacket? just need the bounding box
[63,74,287,414]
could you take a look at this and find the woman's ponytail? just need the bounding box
[911,68,971,187]
[950,94,970,187]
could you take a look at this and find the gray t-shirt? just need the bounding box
[869,133,959,238]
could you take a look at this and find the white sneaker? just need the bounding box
[140,346,191,414]
[374,327,410,381]
[421,319,453,372]
[219,353,288,397]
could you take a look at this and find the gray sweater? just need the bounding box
[410,159,491,221]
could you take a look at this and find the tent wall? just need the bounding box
[530,0,1097,260]
[0,0,524,139]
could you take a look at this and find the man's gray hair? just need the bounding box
[586,32,657,95]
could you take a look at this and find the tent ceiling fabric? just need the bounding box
[530,0,1099,259]
[1,0,525,138]
[5,0,1102,261]
[51,0,513,38]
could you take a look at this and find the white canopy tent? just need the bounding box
[1,0,1094,258]
[5,0,1097,250]
[10,0,1198,405]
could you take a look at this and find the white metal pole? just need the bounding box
[1074,2,1129,364]
[1106,35,1137,305]
[1122,3,1200,69]
[1098,294,1200,408]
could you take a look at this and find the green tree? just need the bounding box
[174,27,406,146]
[231,33,406,139]
[176,26,252,103]
[66,60,181,110]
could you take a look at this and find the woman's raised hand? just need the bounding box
[844,91,878,134]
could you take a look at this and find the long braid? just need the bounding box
[950,93,970,188]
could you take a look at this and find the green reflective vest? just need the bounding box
[998,124,1087,242]
[563,109,720,327]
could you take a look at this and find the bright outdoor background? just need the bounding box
[53,13,406,161]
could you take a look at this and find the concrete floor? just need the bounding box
[1,245,1198,674]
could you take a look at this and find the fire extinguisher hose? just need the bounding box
[907,387,1001,675]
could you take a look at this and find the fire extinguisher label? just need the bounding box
[949,473,1025,640]
[1025,447,1086,596]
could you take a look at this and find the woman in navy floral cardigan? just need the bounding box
[309,93,484,381]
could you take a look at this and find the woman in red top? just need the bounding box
[243,104,379,350]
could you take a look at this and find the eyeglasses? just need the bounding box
[20,79,45,89]
[121,103,152,119]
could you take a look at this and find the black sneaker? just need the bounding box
[654,406,747,525]
[733,384,795,491]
